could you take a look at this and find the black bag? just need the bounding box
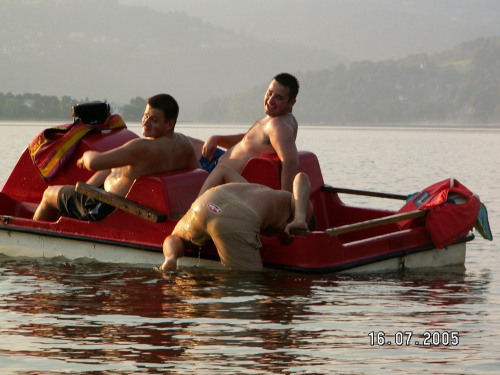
[71,101,110,125]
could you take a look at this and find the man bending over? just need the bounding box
[159,164,313,271]
[33,94,200,222]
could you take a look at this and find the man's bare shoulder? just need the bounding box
[111,137,149,154]
[122,134,188,157]
[125,136,155,146]
[264,114,298,140]
[175,132,193,145]
[266,113,298,130]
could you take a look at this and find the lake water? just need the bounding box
[0,122,499,374]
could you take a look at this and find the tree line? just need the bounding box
[0,93,78,121]
[0,93,146,122]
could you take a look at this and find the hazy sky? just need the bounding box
[3,0,500,119]
[119,0,500,61]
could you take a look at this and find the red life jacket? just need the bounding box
[397,178,481,249]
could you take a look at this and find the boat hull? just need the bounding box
[0,224,469,273]
[0,226,225,270]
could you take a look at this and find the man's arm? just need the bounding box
[160,234,186,271]
[202,133,245,160]
[285,172,312,235]
[267,120,299,192]
[77,139,143,171]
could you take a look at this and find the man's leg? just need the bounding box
[33,185,63,221]
[198,164,248,196]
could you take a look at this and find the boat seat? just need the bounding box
[126,168,209,219]
[241,151,326,230]
[241,151,325,193]
[15,202,39,218]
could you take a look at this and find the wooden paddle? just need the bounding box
[75,182,167,223]
[322,184,408,200]
[285,210,426,237]
[324,209,426,236]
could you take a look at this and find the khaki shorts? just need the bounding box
[173,186,263,271]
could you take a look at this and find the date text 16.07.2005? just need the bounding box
[368,331,459,346]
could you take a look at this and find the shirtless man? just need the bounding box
[159,164,313,272]
[33,94,200,222]
[189,72,300,192]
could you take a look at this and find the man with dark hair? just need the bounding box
[188,72,300,192]
[33,94,200,222]
[273,72,299,101]
[159,164,313,272]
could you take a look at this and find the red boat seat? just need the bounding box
[241,151,324,193]
[241,151,326,230]
[126,168,209,219]
[14,202,39,218]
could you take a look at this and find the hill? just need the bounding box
[0,0,342,120]
[2,0,500,125]
[122,0,500,61]
[198,37,500,125]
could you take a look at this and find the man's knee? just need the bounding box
[294,172,310,186]
[34,186,62,221]
[41,186,62,206]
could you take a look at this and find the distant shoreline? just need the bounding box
[0,120,498,131]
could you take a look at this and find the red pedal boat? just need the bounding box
[0,122,488,273]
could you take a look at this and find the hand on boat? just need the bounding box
[284,220,308,236]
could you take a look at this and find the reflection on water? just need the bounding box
[0,123,499,373]
[0,254,494,374]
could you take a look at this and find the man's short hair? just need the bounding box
[148,94,179,124]
[273,73,300,101]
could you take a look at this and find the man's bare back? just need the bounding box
[82,133,199,197]
[218,182,293,230]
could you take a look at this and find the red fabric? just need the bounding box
[29,114,126,182]
[397,178,480,248]
[425,196,480,248]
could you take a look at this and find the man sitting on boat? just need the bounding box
[188,72,300,192]
[33,94,200,222]
[159,164,314,271]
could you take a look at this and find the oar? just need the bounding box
[285,210,426,237]
[75,182,167,223]
[322,184,408,201]
[325,209,426,236]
